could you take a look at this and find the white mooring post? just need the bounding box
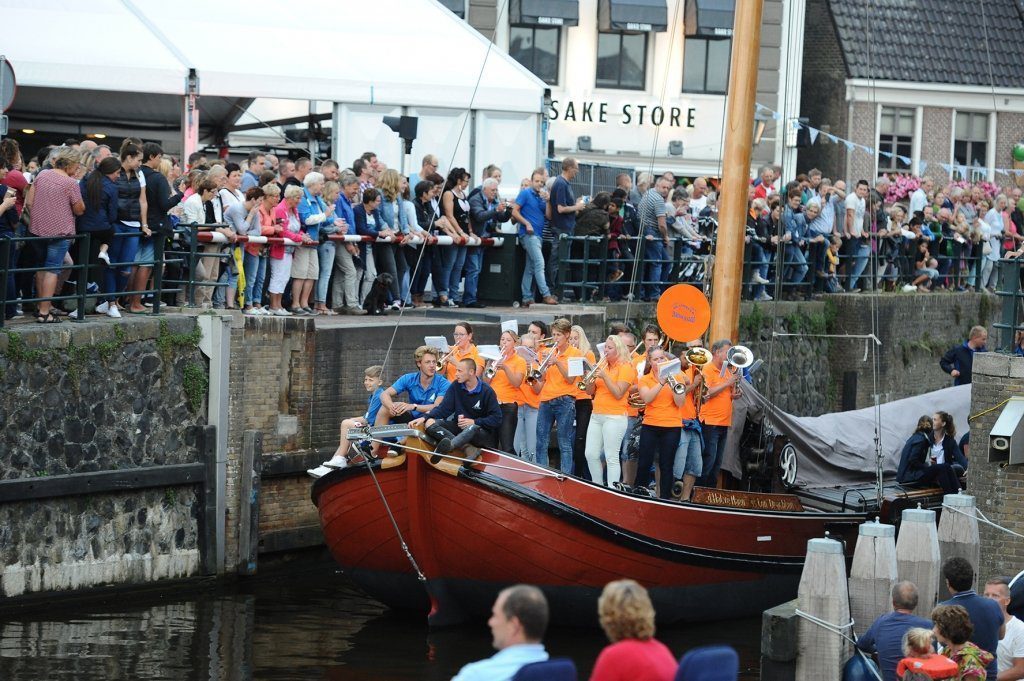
[896,507,941,616]
[937,493,980,591]
[849,521,897,638]
[796,537,851,681]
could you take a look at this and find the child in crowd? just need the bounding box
[896,627,957,681]
[824,235,842,293]
[310,365,384,475]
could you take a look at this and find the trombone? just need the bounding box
[535,336,556,348]
[576,357,608,391]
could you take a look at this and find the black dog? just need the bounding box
[362,273,394,315]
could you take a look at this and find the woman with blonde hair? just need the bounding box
[376,168,411,306]
[591,579,677,681]
[584,335,636,486]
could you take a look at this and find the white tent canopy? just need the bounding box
[2,0,545,114]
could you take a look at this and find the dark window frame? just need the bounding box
[595,31,649,91]
[877,106,914,173]
[682,35,732,95]
[509,24,562,86]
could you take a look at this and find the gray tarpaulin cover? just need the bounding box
[722,384,971,489]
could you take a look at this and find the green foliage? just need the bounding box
[2,327,127,383]
[898,331,946,367]
[164,488,178,505]
[156,320,202,356]
[182,362,208,412]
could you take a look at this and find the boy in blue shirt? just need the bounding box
[309,365,384,476]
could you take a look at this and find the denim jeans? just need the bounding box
[520,234,551,301]
[314,241,335,304]
[699,424,729,487]
[212,267,239,307]
[431,243,457,299]
[750,242,769,298]
[242,251,267,306]
[784,244,808,284]
[514,404,539,461]
[848,241,870,290]
[619,415,639,461]
[637,425,681,498]
[104,223,140,299]
[448,245,467,302]
[585,413,627,486]
[674,427,703,480]
[536,395,575,473]
[643,238,669,300]
[462,247,483,305]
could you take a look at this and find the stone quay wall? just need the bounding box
[0,317,209,599]
[970,354,1024,581]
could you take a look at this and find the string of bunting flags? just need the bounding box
[755,102,1023,178]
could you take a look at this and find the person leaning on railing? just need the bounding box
[26,146,85,323]
[512,168,557,306]
[71,156,121,319]
[267,184,312,316]
[243,183,280,316]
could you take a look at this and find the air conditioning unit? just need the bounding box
[668,140,684,156]
[989,396,1024,464]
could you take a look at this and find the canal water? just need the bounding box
[0,558,763,680]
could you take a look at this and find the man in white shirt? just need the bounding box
[984,576,1024,680]
[910,177,932,217]
[452,585,550,681]
[844,179,870,292]
[689,177,709,216]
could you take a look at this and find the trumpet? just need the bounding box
[576,357,608,391]
[666,374,687,395]
[438,347,457,371]
[527,348,559,382]
[627,387,646,409]
[484,351,509,379]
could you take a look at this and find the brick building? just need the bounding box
[799,0,1024,185]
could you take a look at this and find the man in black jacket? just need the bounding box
[412,358,502,456]
[939,325,988,386]
[130,143,182,312]
[464,177,512,308]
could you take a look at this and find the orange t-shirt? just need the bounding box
[700,363,734,426]
[680,365,699,421]
[592,360,638,416]
[639,372,684,427]
[575,350,597,400]
[519,374,541,409]
[539,345,583,401]
[488,354,527,404]
[444,343,484,381]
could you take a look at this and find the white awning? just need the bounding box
[2,0,545,126]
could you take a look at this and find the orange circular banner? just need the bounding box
[656,284,711,342]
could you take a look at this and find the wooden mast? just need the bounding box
[709,0,765,343]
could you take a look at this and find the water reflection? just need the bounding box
[0,559,763,680]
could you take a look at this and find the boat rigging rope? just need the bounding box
[969,397,1013,422]
[942,502,1024,540]
[794,610,883,681]
[360,454,427,582]
[623,0,683,323]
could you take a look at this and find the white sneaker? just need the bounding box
[96,301,110,314]
[98,251,111,266]
[307,465,332,478]
[68,309,80,319]
[255,307,270,316]
[243,308,258,316]
[901,283,917,293]
[272,308,292,316]
[106,304,122,319]
[752,273,770,284]
[755,292,773,301]
[323,456,348,469]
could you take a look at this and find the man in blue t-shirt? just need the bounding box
[549,157,585,235]
[856,581,933,681]
[513,169,558,306]
[939,556,1004,679]
[373,345,451,455]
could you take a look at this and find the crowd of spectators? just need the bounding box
[3,140,1024,321]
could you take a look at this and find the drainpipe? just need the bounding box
[198,313,230,573]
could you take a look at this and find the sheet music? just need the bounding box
[515,346,539,363]
[658,357,681,380]
[477,344,502,361]
[567,357,585,377]
[500,319,519,335]
[424,336,450,353]
[596,342,606,358]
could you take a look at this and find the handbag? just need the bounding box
[983,241,993,256]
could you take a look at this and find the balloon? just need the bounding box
[1013,143,1024,162]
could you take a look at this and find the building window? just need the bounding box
[953,112,989,180]
[509,26,560,85]
[682,37,731,94]
[596,32,647,90]
[878,107,914,173]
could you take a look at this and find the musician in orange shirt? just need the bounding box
[584,335,637,486]
[570,325,597,480]
[533,318,582,474]
[698,339,742,489]
[635,347,689,498]
[513,332,543,461]
[483,329,526,453]
[673,347,705,501]
[442,321,484,381]
[617,329,643,486]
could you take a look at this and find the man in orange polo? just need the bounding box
[697,339,741,488]
[534,318,582,474]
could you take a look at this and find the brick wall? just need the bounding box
[995,112,1024,183]
[920,107,953,185]
[797,0,848,178]
[846,101,875,184]
[969,354,1024,580]
[828,293,998,410]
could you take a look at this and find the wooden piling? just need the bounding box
[896,507,940,617]
[237,430,263,576]
[849,521,897,637]
[796,537,851,681]
[937,493,980,591]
